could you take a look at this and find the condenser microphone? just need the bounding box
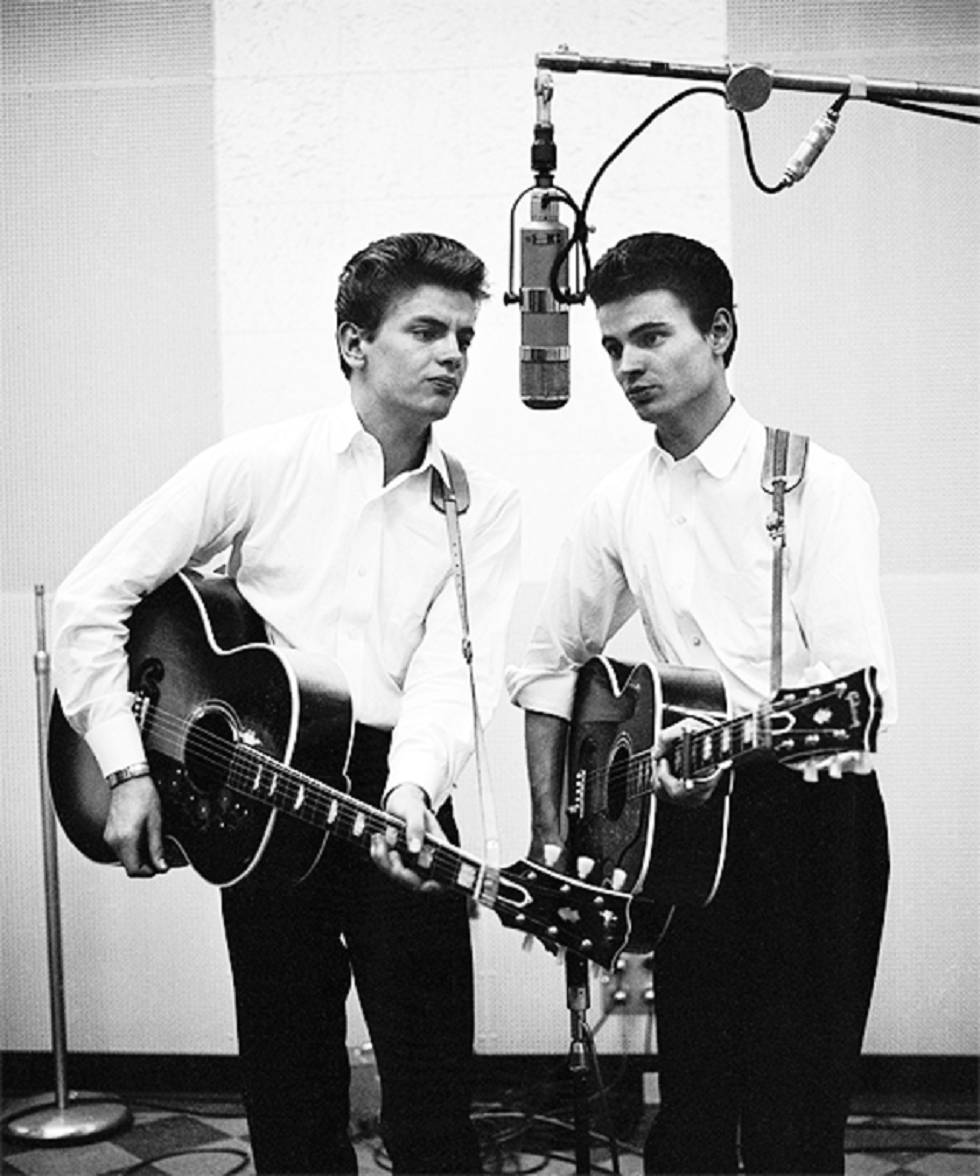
[782,98,845,185]
[519,190,570,408]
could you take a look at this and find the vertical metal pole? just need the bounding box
[565,951,592,1174]
[34,585,70,1110]
[2,586,131,1145]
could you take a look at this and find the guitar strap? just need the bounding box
[761,426,809,693]
[430,455,501,875]
[430,452,470,515]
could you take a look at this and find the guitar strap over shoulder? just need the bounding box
[429,452,472,655]
[761,426,809,496]
[761,426,809,693]
[429,452,470,515]
[430,452,500,875]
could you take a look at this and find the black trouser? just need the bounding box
[644,764,890,1175]
[221,725,482,1175]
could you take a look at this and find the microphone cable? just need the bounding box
[538,81,979,308]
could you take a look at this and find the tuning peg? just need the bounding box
[609,868,627,891]
[522,934,536,953]
[542,843,562,868]
[576,855,595,880]
[803,761,819,783]
[827,758,843,779]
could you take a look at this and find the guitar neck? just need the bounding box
[620,712,764,801]
[664,709,768,780]
[655,670,878,785]
[228,743,499,904]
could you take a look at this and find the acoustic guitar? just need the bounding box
[48,573,636,971]
[567,655,881,951]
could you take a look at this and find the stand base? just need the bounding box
[2,1091,132,1145]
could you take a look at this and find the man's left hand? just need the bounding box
[653,720,726,806]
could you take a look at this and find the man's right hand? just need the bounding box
[524,709,570,871]
[103,776,169,876]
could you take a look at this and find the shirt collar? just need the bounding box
[693,398,752,478]
[651,398,752,479]
[328,395,365,454]
[327,393,446,483]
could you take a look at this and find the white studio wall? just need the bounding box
[2,0,977,1067]
[726,0,980,1056]
[2,0,231,1057]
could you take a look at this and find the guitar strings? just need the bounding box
[135,703,482,892]
[129,703,616,951]
[580,679,871,814]
[135,696,625,954]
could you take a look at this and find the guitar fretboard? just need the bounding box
[137,693,634,970]
[665,710,764,781]
[584,710,759,817]
[579,670,875,819]
[227,742,499,903]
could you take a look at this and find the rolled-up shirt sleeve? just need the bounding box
[506,491,639,722]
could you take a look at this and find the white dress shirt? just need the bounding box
[507,399,896,737]
[52,397,522,810]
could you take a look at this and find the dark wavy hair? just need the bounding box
[335,232,489,376]
[586,232,738,367]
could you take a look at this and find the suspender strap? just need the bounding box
[762,427,809,693]
[430,455,501,874]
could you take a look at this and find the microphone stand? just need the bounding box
[565,950,594,1175]
[535,47,980,108]
[2,587,131,1146]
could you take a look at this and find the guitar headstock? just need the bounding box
[492,859,632,971]
[769,666,882,760]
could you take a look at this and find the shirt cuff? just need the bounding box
[383,746,447,812]
[84,712,148,778]
[506,667,578,721]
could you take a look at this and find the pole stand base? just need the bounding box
[2,1091,132,1145]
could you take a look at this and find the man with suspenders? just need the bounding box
[508,232,895,1174]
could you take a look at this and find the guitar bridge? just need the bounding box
[133,690,151,733]
[568,768,586,817]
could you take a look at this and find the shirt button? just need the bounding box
[674,515,686,525]
[691,636,702,647]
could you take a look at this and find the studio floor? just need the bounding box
[2,1091,978,1176]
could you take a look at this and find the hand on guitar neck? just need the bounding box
[652,718,728,807]
[369,782,447,893]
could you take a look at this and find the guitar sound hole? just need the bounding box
[184,707,238,799]
[606,745,630,821]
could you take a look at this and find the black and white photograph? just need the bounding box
[2,2,978,1174]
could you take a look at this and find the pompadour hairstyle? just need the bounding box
[335,232,489,376]
[586,232,738,367]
